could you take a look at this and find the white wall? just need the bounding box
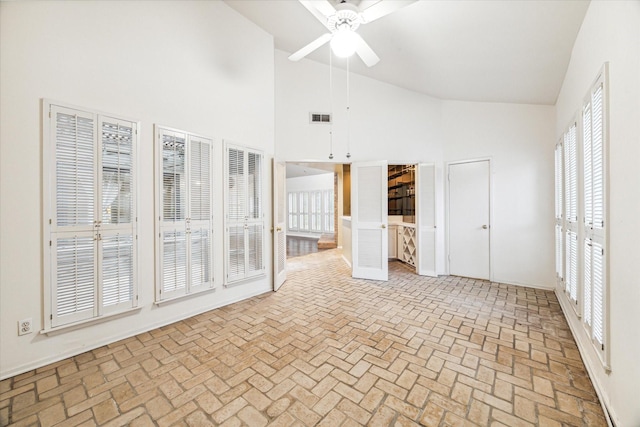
[287,173,334,193]
[554,2,640,426]
[275,50,443,164]
[276,50,555,283]
[442,101,556,288]
[0,1,275,378]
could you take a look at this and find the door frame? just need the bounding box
[272,160,287,290]
[445,158,493,281]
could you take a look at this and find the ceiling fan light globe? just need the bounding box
[330,29,357,58]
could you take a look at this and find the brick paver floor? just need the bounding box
[0,249,607,426]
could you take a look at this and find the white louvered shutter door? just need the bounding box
[554,143,564,282]
[564,125,577,224]
[592,242,605,348]
[584,240,592,326]
[246,151,264,277]
[159,130,188,299]
[563,124,578,305]
[583,76,606,355]
[227,147,247,282]
[99,118,136,313]
[592,84,604,230]
[225,145,265,284]
[188,136,213,291]
[51,106,98,326]
[565,231,578,303]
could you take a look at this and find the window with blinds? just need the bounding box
[225,144,265,284]
[555,65,609,368]
[582,69,608,355]
[287,190,335,234]
[44,102,138,329]
[156,127,214,301]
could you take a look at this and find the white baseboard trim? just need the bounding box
[555,289,617,427]
[491,278,554,291]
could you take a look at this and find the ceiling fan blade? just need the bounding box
[352,33,380,67]
[299,0,336,30]
[361,0,416,24]
[288,33,333,62]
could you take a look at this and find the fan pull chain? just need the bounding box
[329,48,334,160]
[346,56,351,159]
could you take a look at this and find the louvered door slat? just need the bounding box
[247,224,264,275]
[228,148,246,221]
[592,242,604,347]
[591,85,604,229]
[53,235,96,326]
[101,121,133,225]
[101,233,134,310]
[162,230,188,296]
[584,240,592,326]
[162,132,186,222]
[55,111,95,228]
[190,228,211,289]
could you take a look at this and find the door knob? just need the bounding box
[381,224,386,229]
[482,225,488,229]
[276,227,282,232]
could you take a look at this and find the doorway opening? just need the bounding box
[285,162,340,259]
[387,164,418,272]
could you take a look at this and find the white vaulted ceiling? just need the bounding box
[224,0,589,105]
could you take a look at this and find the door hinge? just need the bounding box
[49,219,52,225]
[50,314,53,320]
[49,241,52,246]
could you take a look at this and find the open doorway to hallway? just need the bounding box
[285,162,340,259]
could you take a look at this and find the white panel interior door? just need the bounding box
[416,163,436,277]
[273,160,287,290]
[448,160,490,280]
[351,161,388,281]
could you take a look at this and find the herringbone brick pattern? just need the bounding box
[1,249,607,426]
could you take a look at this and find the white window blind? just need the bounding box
[45,102,138,329]
[156,127,214,301]
[225,144,265,284]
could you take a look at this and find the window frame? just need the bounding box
[224,142,266,286]
[580,66,609,366]
[42,99,140,332]
[154,126,216,304]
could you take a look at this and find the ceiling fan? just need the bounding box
[289,0,416,67]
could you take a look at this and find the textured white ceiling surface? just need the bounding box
[224,0,590,105]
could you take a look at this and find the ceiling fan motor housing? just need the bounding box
[328,3,361,32]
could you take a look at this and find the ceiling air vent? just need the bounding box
[310,112,331,124]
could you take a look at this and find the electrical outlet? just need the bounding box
[18,318,33,336]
